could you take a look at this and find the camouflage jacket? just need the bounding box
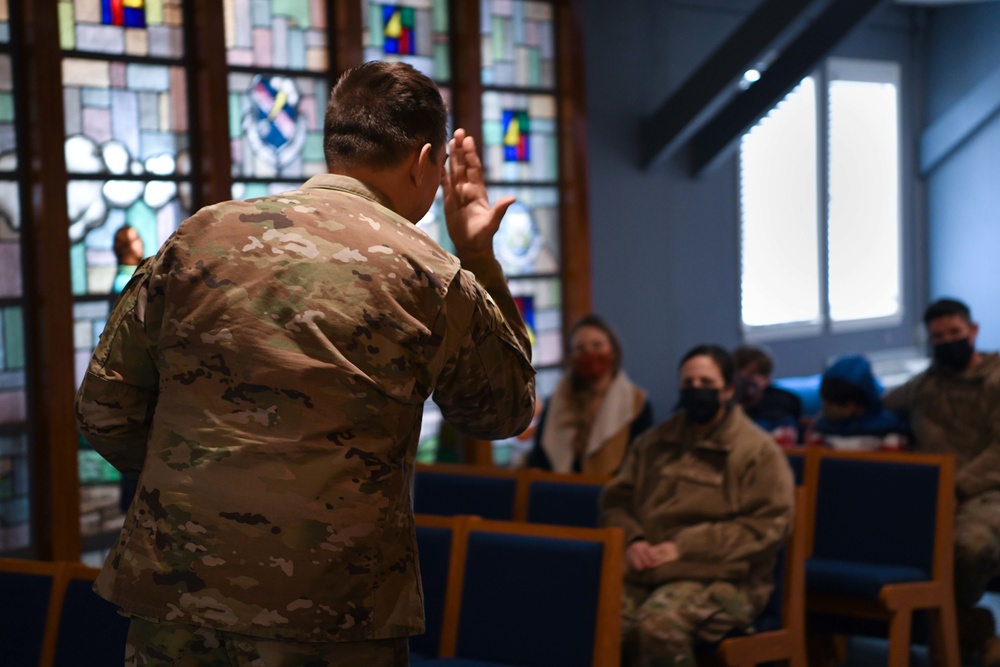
[75,174,536,642]
[599,405,794,610]
[884,352,1000,498]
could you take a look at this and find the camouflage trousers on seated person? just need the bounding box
[125,616,409,667]
[955,490,1000,610]
[621,580,757,667]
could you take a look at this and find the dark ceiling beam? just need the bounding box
[640,0,824,170]
[689,0,886,177]
[920,64,1000,175]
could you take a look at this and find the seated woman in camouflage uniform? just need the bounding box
[599,344,795,667]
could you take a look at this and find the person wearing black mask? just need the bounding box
[525,315,652,475]
[884,298,1000,664]
[600,344,794,667]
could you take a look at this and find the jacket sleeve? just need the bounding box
[956,379,1000,498]
[882,377,915,417]
[432,257,536,440]
[598,434,647,544]
[74,259,160,476]
[672,440,794,564]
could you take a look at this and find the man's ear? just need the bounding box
[411,143,434,185]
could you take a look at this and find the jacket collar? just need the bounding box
[300,174,396,213]
[686,404,744,453]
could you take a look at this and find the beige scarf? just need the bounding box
[540,371,643,475]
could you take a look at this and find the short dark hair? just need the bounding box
[680,344,735,388]
[324,61,448,171]
[732,345,773,377]
[566,314,623,388]
[923,298,972,327]
[820,376,871,409]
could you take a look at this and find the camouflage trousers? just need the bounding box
[955,490,1000,609]
[621,580,756,667]
[125,616,409,667]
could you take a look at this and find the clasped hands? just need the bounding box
[626,540,680,572]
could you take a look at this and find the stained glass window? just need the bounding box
[482,91,557,182]
[226,1,331,192]
[0,0,9,43]
[62,1,193,558]
[58,0,185,58]
[362,0,450,82]
[480,0,555,89]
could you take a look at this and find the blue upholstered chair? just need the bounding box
[715,486,808,667]
[785,448,806,486]
[804,450,959,667]
[436,518,624,667]
[0,558,63,667]
[412,515,462,661]
[52,563,130,667]
[414,464,519,520]
[514,470,611,529]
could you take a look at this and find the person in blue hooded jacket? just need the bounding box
[807,354,909,451]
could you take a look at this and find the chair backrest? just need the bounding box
[412,514,461,659]
[806,450,954,578]
[0,558,63,667]
[515,470,611,528]
[759,486,807,631]
[440,519,623,667]
[413,464,518,520]
[785,450,806,486]
[52,563,130,667]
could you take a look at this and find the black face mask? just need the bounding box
[933,338,974,371]
[679,387,721,424]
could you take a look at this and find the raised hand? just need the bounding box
[442,128,516,261]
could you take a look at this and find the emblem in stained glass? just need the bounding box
[103,0,146,28]
[514,295,537,348]
[502,109,529,162]
[382,6,415,55]
[494,201,543,273]
[244,75,305,168]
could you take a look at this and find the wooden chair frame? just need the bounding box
[437,517,624,667]
[512,468,611,523]
[803,449,960,667]
[717,486,808,667]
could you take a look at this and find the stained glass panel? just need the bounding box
[362,0,450,82]
[0,0,9,43]
[488,186,558,276]
[229,72,327,180]
[0,55,16,168]
[509,276,561,367]
[68,178,189,295]
[0,305,26,426]
[58,0,185,58]
[480,0,555,89]
[224,0,328,72]
[482,91,557,182]
[0,433,30,552]
[0,186,21,299]
[62,59,190,179]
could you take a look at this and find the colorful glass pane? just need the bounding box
[480,0,555,89]
[224,0,328,72]
[482,91,557,182]
[68,178,189,295]
[58,0,185,57]
[62,59,190,178]
[0,55,16,167]
[487,186,559,276]
[0,0,8,43]
[362,0,450,83]
[0,432,31,552]
[0,182,21,299]
[508,276,561,367]
[228,72,327,180]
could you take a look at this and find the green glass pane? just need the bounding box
[146,0,165,25]
[303,132,324,162]
[0,93,13,123]
[2,306,23,370]
[272,0,311,28]
[71,242,87,295]
[432,0,448,33]
[58,2,76,50]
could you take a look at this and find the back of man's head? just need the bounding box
[923,298,972,327]
[324,61,448,172]
[733,345,774,378]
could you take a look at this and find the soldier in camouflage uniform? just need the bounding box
[600,345,794,667]
[884,299,1000,665]
[75,61,536,666]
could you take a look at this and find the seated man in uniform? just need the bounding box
[884,298,1000,664]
